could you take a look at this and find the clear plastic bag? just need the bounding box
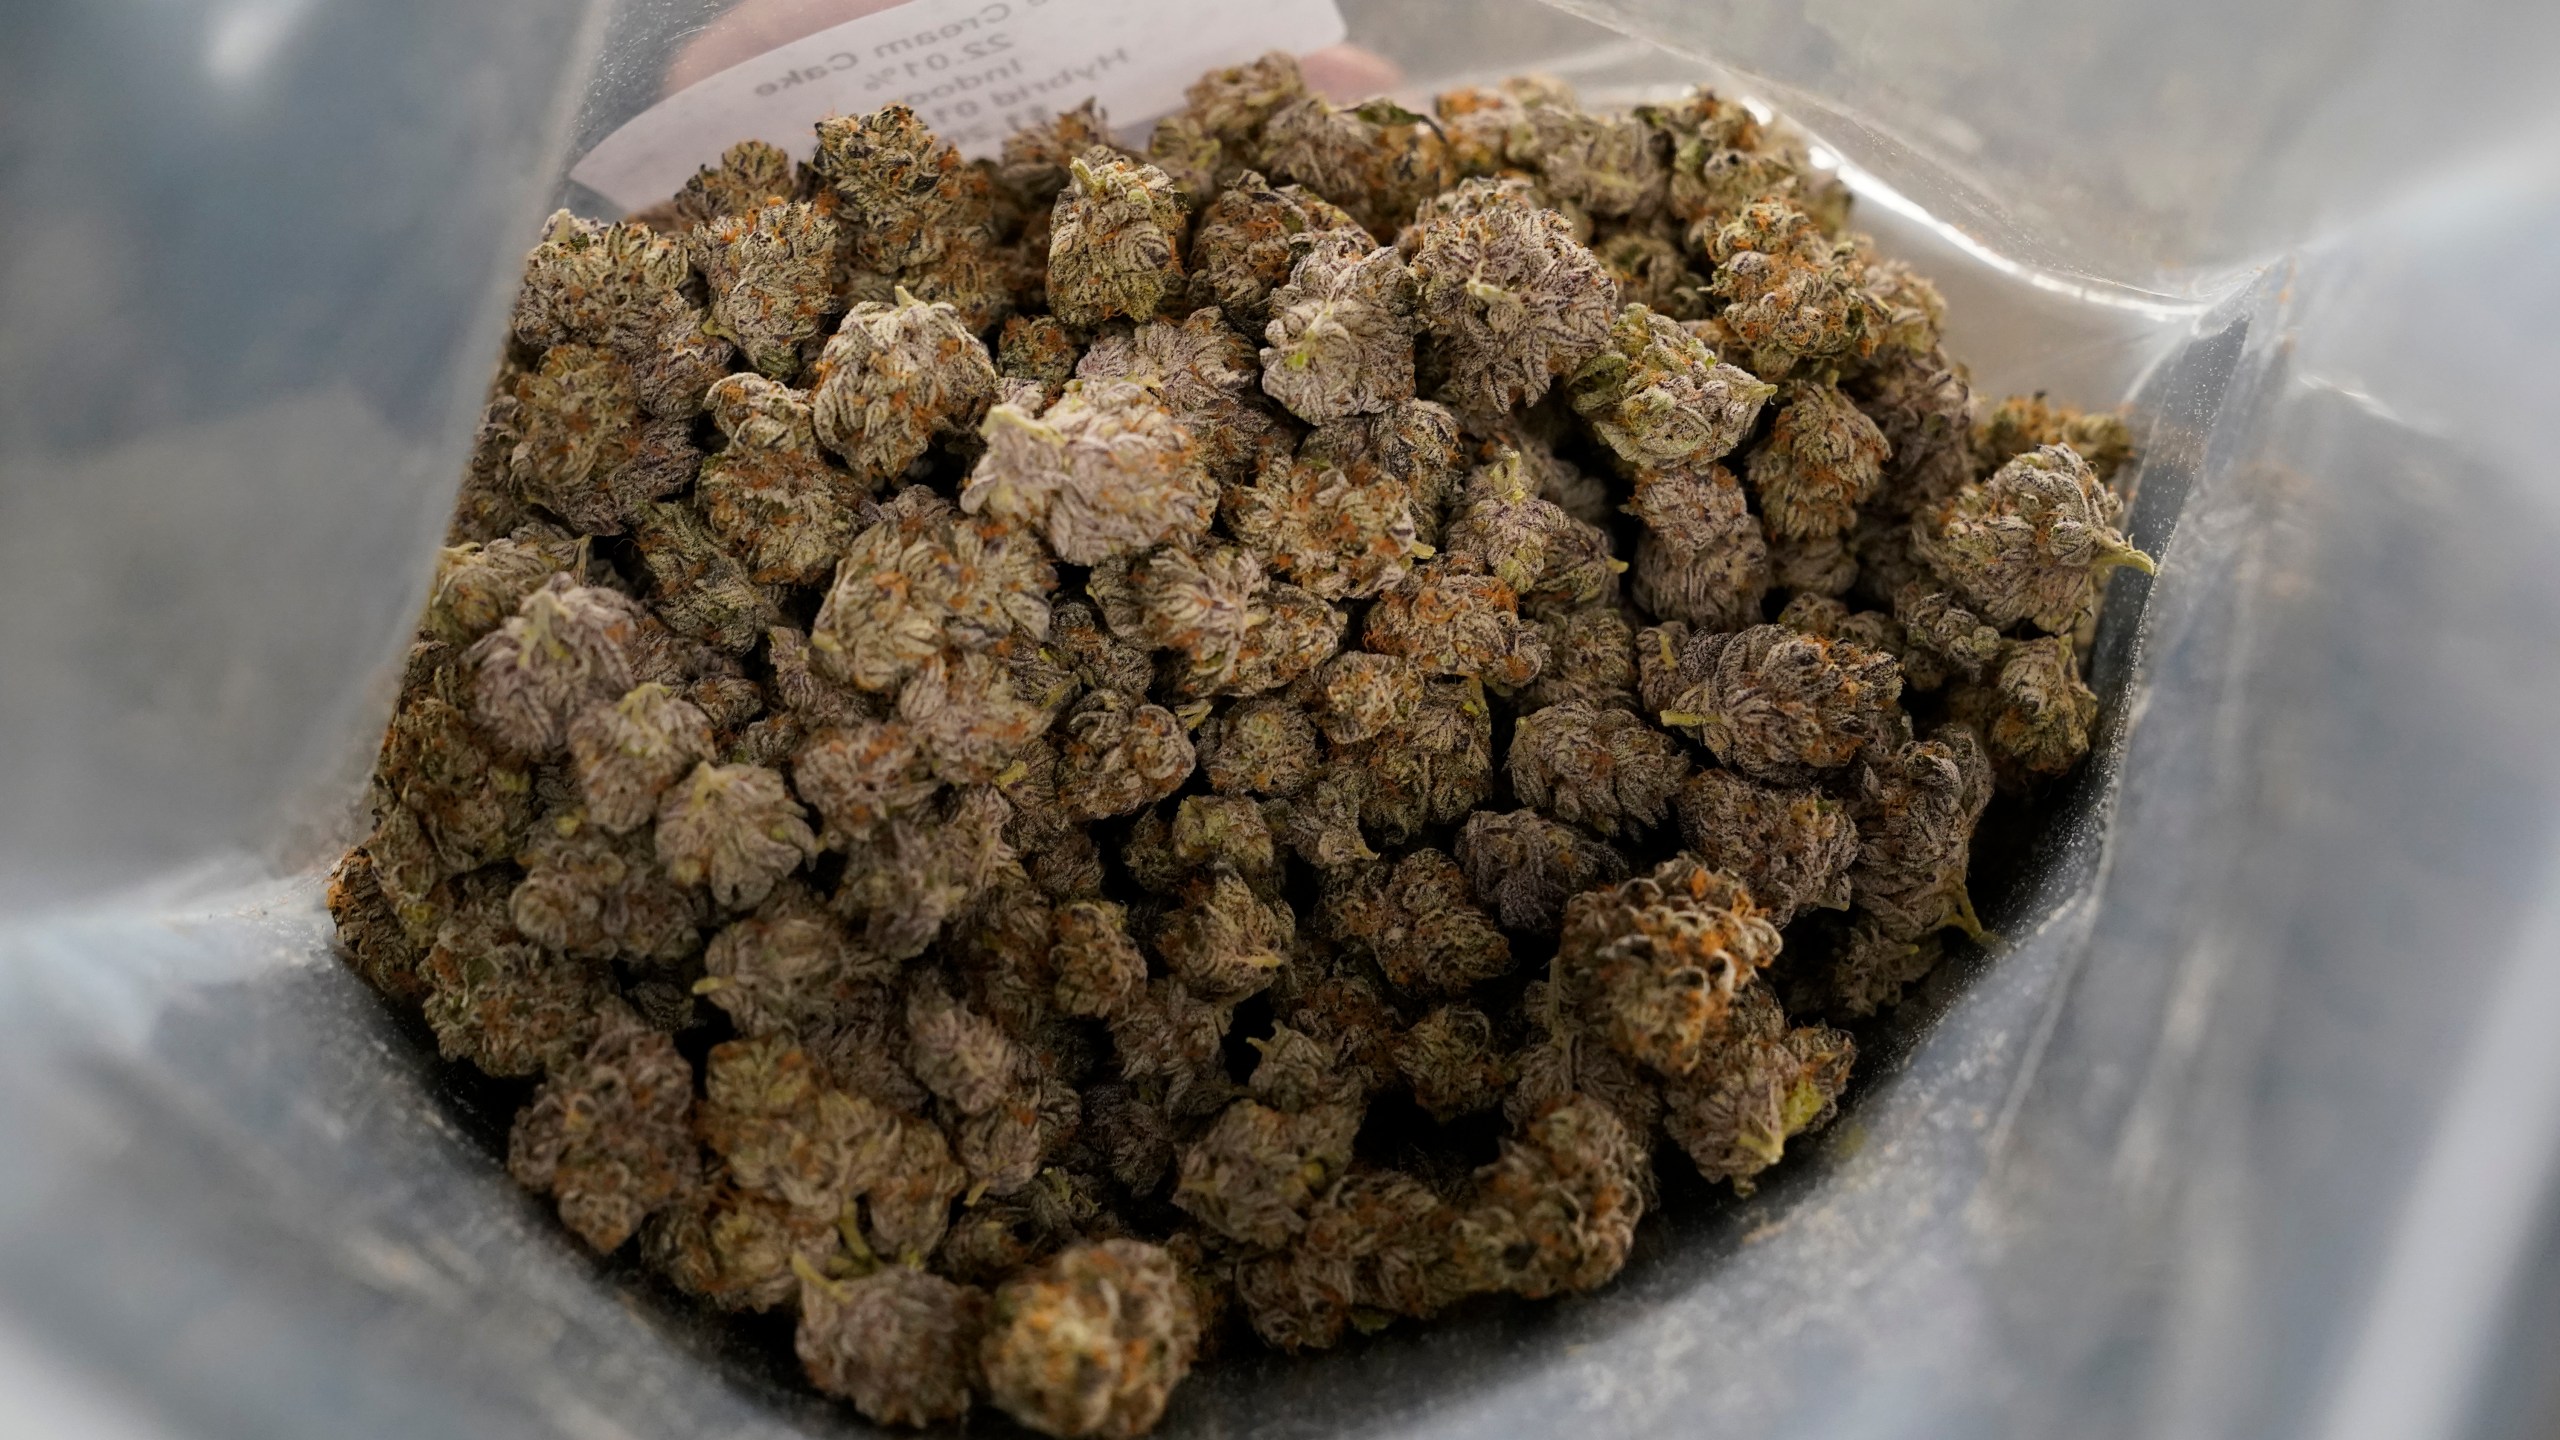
[6,1,2560,1436]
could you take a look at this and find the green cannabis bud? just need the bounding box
[1049,156,1191,329]
[1915,442,2155,634]
[1568,303,1775,467]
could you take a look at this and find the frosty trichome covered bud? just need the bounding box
[1258,231,1418,423]
[811,290,1000,489]
[965,379,1213,564]
[1049,156,1190,328]
[1566,303,1774,466]
[508,1012,699,1251]
[1656,623,1902,783]
[1673,769,1856,924]
[1914,443,2155,635]
[1405,179,1618,417]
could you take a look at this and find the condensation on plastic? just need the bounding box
[4,2,2560,1439]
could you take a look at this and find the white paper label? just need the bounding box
[571,0,1348,212]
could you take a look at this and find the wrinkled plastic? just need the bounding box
[4,2,2559,1438]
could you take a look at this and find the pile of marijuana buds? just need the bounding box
[332,52,2152,1437]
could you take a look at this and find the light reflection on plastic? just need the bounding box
[206,0,318,87]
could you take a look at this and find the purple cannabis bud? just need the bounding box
[689,199,844,379]
[1188,170,1373,332]
[1454,1095,1647,1299]
[1802,913,1946,1018]
[513,210,692,356]
[1173,1097,1360,1247]
[1958,633,2100,778]
[1595,227,1711,321]
[997,98,1124,207]
[510,806,704,963]
[654,761,819,909]
[1050,899,1147,1019]
[1659,980,1854,1191]
[812,104,997,272]
[1567,303,1774,466]
[1154,870,1292,1004]
[1893,583,2005,683]
[508,1010,700,1252]
[1510,102,1669,219]
[1226,448,1425,601]
[1361,560,1549,689]
[797,1264,986,1427]
[833,785,1016,962]
[1179,50,1309,156]
[1258,96,1453,239]
[466,574,652,757]
[1915,443,2155,635]
[1395,1004,1513,1121]
[1557,857,1783,1076]
[1454,808,1630,934]
[630,501,783,655]
[964,379,1214,565]
[906,973,1029,1117]
[418,876,612,1078]
[327,847,429,1003]
[1074,308,1287,484]
[1745,379,1892,540]
[1309,651,1425,746]
[1702,198,1883,376]
[564,682,716,834]
[1057,689,1196,821]
[1405,178,1618,417]
[1673,769,1858,925]
[1656,623,1903,784]
[1524,605,1639,711]
[1975,392,2136,487]
[1259,231,1420,423]
[1197,695,1324,797]
[698,881,884,1035]
[1049,156,1191,329]
[672,139,798,227]
[694,374,856,585]
[1846,727,1994,941]
[983,1240,1201,1440]
[508,344,699,535]
[809,290,1000,490]
[1509,700,1692,837]
[1850,345,1976,517]
[1301,398,1468,544]
[790,719,936,847]
[1627,477,1771,632]
[811,489,1055,691]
